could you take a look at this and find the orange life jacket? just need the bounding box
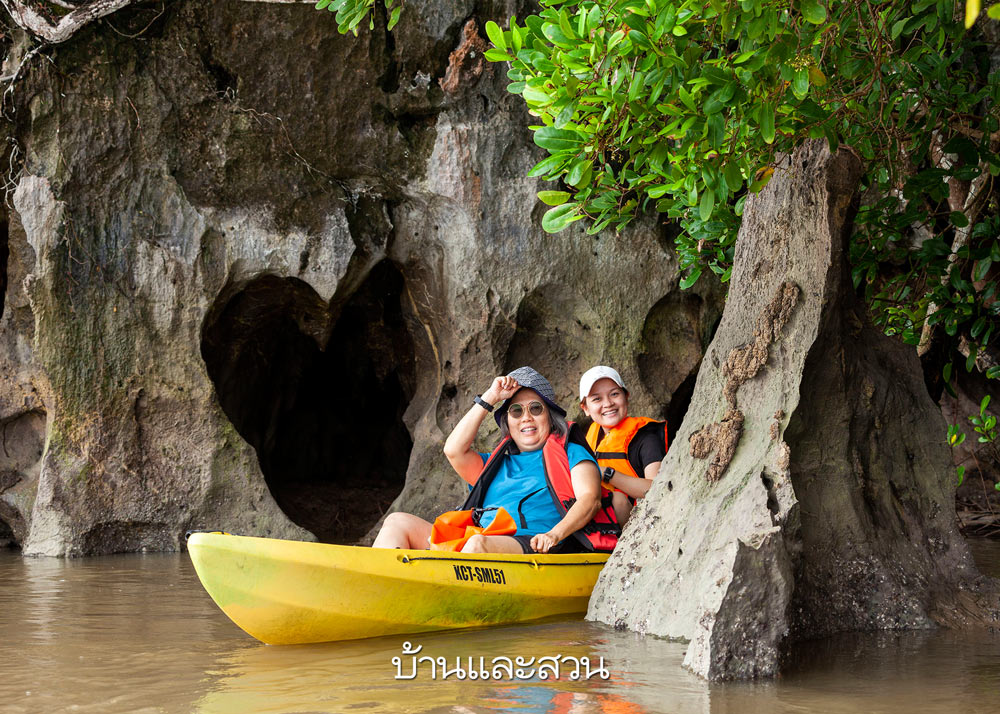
[461,424,619,553]
[585,417,668,481]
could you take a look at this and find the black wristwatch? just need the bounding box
[602,467,615,484]
[473,395,494,412]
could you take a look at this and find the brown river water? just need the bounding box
[1,541,999,714]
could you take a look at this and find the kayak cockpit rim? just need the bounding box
[398,554,608,568]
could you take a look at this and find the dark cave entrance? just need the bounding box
[0,517,15,549]
[201,261,415,543]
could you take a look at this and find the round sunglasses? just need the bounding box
[508,401,545,419]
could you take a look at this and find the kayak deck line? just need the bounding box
[188,532,609,644]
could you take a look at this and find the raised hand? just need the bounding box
[483,375,520,404]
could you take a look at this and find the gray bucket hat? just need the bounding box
[495,366,567,426]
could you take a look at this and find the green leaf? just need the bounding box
[387,5,402,30]
[760,105,775,144]
[485,20,506,51]
[974,258,992,282]
[791,68,810,100]
[950,211,970,228]
[944,361,953,383]
[700,187,715,222]
[724,162,743,192]
[541,203,583,233]
[484,48,510,62]
[527,155,566,178]
[522,85,551,104]
[679,267,702,289]
[990,4,1000,20]
[679,87,698,112]
[800,0,827,24]
[554,101,577,128]
[957,465,965,486]
[891,17,910,39]
[566,159,591,187]
[538,190,571,206]
[533,127,583,152]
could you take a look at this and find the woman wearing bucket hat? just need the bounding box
[579,365,668,525]
[373,367,617,554]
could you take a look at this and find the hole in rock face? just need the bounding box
[502,284,602,407]
[0,408,45,549]
[664,370,697,445]
[638,292,716,430]
[0,517,15,549]
[201,262,415,543]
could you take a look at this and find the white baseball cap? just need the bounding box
[579,366,627,401]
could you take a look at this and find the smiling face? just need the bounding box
[506,388,552,451]
[581,377,629,430]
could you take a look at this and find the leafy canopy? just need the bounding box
[323,0,1000,410]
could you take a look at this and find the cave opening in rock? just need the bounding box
[0,516,15,549]
[638,292,721,437]
[201,261,415,543]
[501,284,602,406]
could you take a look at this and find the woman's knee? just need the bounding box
[382,512,410,530]
[462,534,488,553]
[374,512,424,548]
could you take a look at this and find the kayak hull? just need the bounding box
[187,532,608,645]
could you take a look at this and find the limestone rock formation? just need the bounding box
[587,140,998,680]
[0,2,722,553]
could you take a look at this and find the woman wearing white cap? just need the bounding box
[578,366,668,524]
[373,367,617,554]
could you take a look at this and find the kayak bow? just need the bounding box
[187,532,609,645]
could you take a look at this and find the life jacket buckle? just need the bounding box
[471,507,497,527]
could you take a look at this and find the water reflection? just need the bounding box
[194,622,681,714]
[1,544,999,714]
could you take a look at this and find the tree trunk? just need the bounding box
[587,139,999,681]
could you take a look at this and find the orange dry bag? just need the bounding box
[429,507,517,551]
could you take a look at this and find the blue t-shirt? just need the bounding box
[476,443,598,536]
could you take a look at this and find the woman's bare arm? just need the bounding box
[443,375,519,484]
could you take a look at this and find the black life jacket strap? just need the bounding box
[516,488,546,529]
[471,507,498,527]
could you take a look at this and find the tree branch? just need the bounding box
[917,134,992,357]
[1,0,141,43]
[1,0,320,44]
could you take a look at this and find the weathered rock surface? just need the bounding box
[0,2,722,553]
[588,140,998,680]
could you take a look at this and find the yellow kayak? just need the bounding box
[187,532,609,645]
